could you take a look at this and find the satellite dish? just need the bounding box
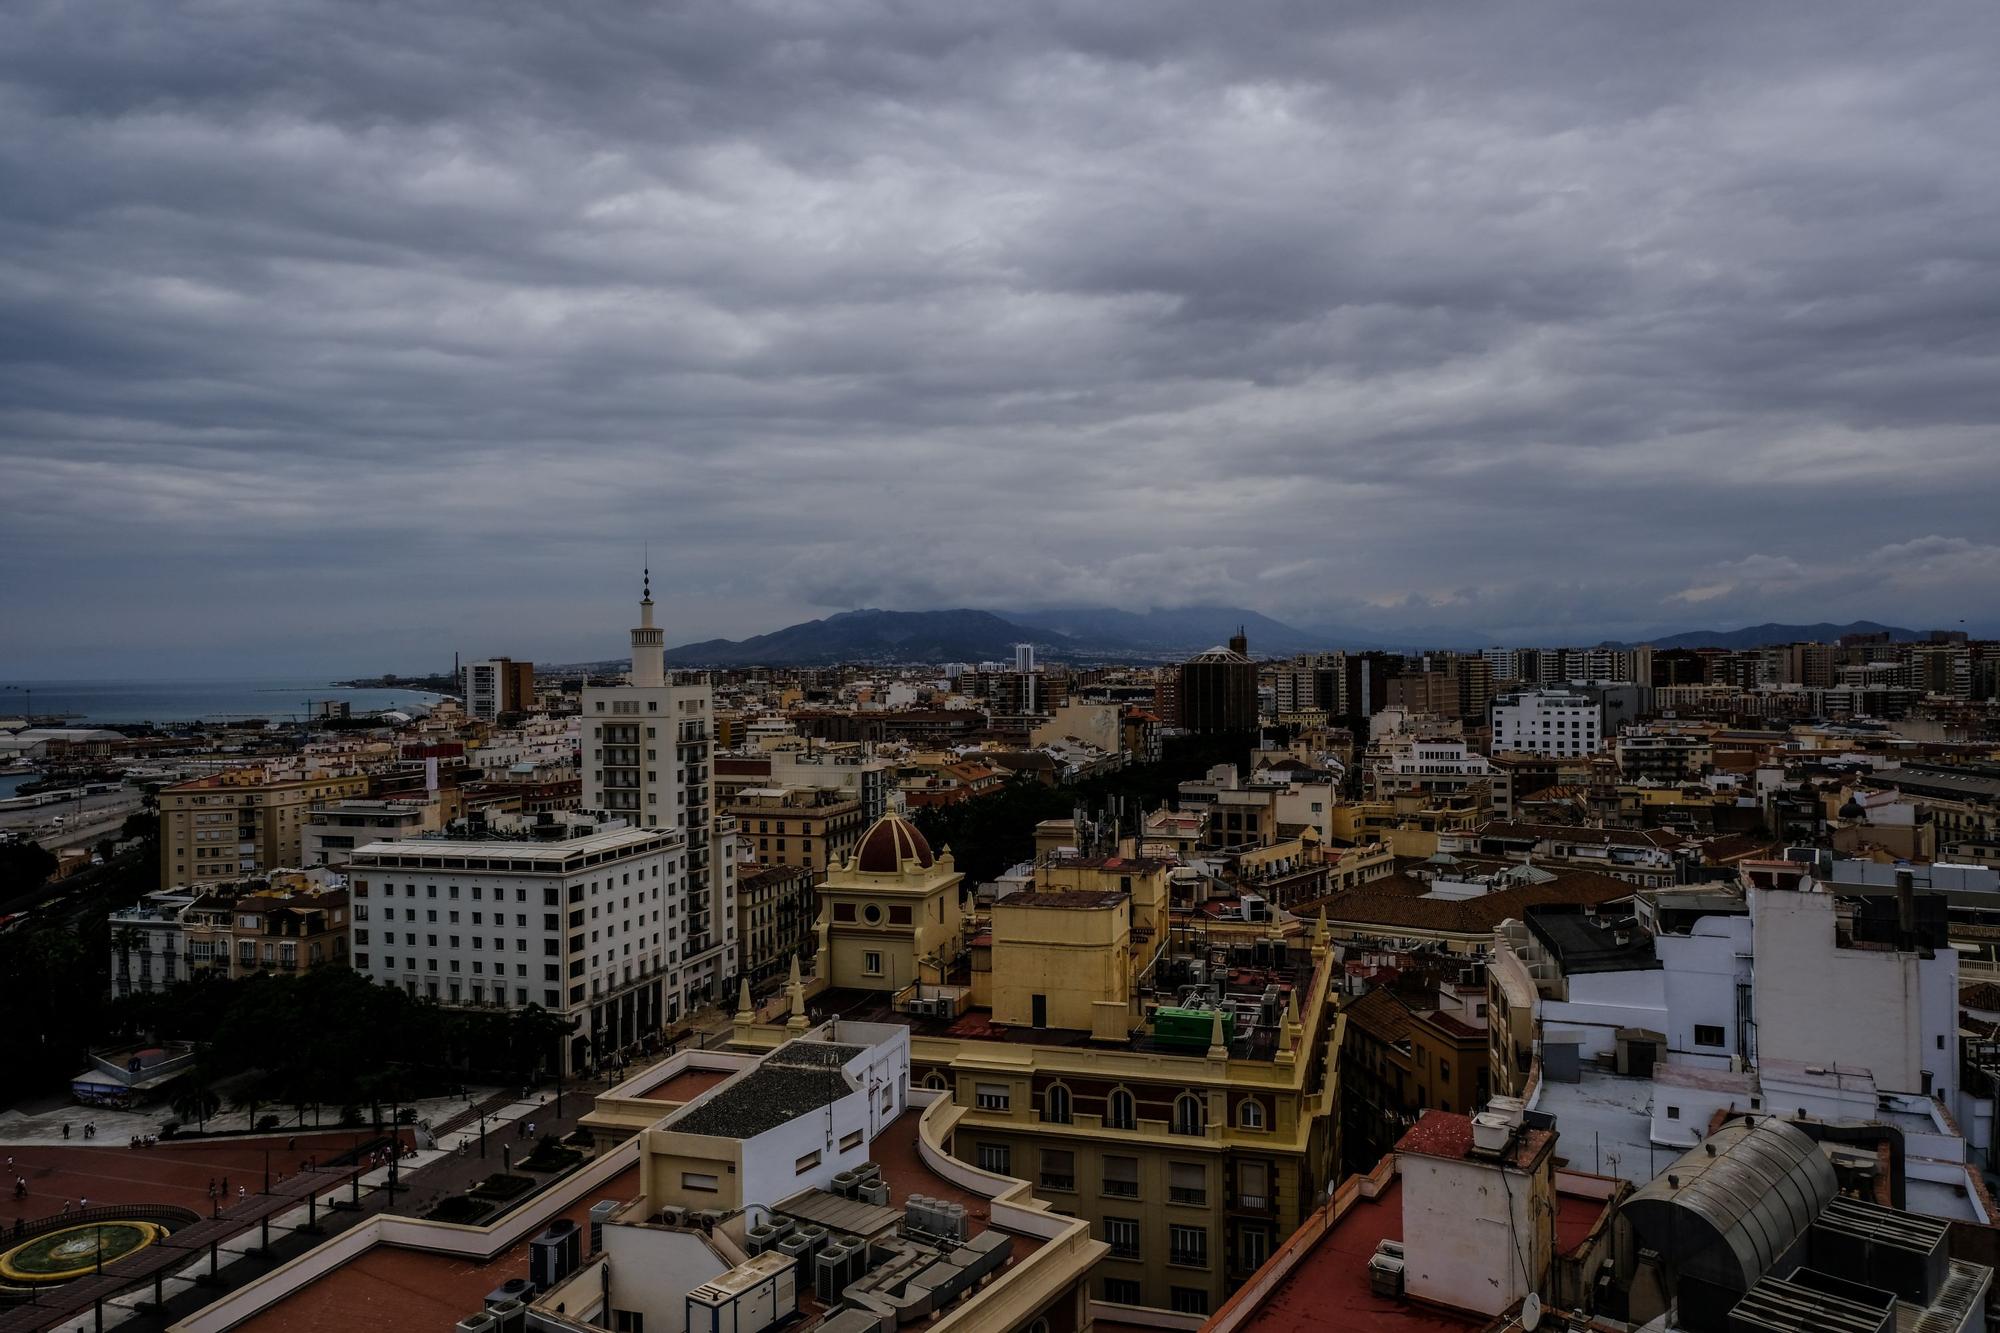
[1521,1293,1543,1330]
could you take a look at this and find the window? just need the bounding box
[1236,1160,1270,1210]
[1170,1288,1209,1315]
[1172,1093,1205,1136]
[1666,1105,1680,1120]
[1104,1217,1139,1259]
[1104,1278,1141,1305]
[975,1083,1010,1111]
[975,1143,1011,1175]
[1106,1088,1136,1130]
[1039,1148,1075,1192]
[863,951,883,976]
[795,1151,821,1174]
[1693,1024,1726,1048]
[1237,1099,1265,1131]
[839,1130,864,1152]
[1043,1083,1072,1124]
[1169,1161,1206,1205]
[1102,1155,1139,1198]
[1239,1226,1272,1271]
[613,1312,645,1333]
[1170,1224,1208,1268]
[681,1172,719,1193]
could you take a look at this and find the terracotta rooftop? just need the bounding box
[1305,862,1636,936]
[1223,1177,1481,1333]
[637,1067,732,1104]
[867,1109,1044,1257]
[1395,1110,1553,1171]
[999,889,1127,910]
[233,1164,642,1333]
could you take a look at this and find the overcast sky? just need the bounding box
[5,2,1999,676]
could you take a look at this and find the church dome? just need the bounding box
[855,814,935,873]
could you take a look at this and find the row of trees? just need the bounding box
[109,966,575,1129]
[912,729,1259,884]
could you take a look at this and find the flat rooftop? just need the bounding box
[667,1041,865,1139]
[233,1164,642,1333]
[865,1108,1045,1257]
[1229,1178,1481,1333]
[638,1067,732,1104]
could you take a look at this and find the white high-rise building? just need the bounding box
[1490,688,1603,757]
[580,571,738,1013]
[1013,642,1037,714]
[348,813,685,1074]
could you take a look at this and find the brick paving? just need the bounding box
[0,1069,657,1333]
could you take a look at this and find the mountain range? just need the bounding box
[1601,620,1921,651]
[646,609,1939,666]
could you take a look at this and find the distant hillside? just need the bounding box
[1613,620,1921,651]
[1000,605,1326,657]
[662,608,1056,667]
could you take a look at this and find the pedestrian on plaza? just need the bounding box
[61,1199,71,1215]
[79,1196,88,1210]
[238,1186,246,1200]
[62,1123,70,1140]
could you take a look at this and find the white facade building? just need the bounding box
[348,818,686,1073]
[1490,689,1603,757]
[581,572,738,1010]
[302,797,443,868]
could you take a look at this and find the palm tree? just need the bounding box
[170,1079,220,1133]
[111,926,144,995]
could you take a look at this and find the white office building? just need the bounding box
[581,571,738,1010]
[1490,689,1603,757]
[348,816,686,1073]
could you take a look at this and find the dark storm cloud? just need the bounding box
[4,0,2000,673]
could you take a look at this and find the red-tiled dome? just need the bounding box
[855,814,934,873]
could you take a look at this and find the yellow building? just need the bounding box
[816,813,967,993]
[749,813,1344,1317]
[159,766,369,890]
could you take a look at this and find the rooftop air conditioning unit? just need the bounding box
[1367,1246,1406,1298]
[858,1180,890,1206]
[486,1300,528,1333]
[1470,1112,1513,1156]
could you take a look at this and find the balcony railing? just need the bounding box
[1168,1187,1207,1206]
[1102,1180,1138,1198]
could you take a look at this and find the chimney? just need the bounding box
[1895,868,1915,949]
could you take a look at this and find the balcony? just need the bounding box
[1038,1173,1075,1193]
[1169,1248,1208,1269]
[1169,1187,1207,1206]
[1102,1180,1139,1199]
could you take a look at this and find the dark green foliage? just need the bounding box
[0,839,58,892]
[98,968,577,1118]
[912,730,1258,884]
[469,1173,535,1200]
[426,1195,497,1225]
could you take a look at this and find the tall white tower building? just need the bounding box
[581,569,738,1017]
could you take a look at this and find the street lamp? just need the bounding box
[479,1112,487,1159]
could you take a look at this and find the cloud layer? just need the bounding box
[4,1,1999,672]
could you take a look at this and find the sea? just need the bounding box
[1,678,445,728]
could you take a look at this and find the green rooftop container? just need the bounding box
[1152,1006,1234,1049]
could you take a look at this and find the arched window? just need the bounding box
[1238,1098,1266,1131]
[1106,1087,1136,1130]
[923,1071,948,1091]
[1044,1083,1073,1124]
[1173,1093,1205,1136]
